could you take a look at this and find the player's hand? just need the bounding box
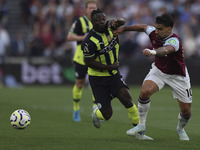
[142,49,152,57]
[108,19,116,28]
[113,26,125,36]
[111,61,119,70]
[115,17,126,27]
[109,17,125,30]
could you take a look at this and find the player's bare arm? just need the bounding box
[143,45,175,57]
[113,24,148,35]
[85,57,119,71]
[67,33,86,41]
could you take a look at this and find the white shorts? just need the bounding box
[144,63,192,103]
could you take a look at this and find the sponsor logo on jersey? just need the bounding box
[168,39,176,45]
[98,36,118,55]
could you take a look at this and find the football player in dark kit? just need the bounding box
[67,0,98,122]
[114,13,192,141]
[81,9,152,140]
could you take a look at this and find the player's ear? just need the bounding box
[168,27,172,33]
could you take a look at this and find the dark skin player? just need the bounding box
[84,11,134,120]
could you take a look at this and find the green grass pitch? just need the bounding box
[0,85,199,150]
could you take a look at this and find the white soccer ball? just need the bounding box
[10,109,31,129]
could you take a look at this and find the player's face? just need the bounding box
[155,23,172,39]
[92,13,106,33]
[86,3,97,20]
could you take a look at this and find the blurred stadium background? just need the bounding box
[1,1,200,149]
[0,0,200,87]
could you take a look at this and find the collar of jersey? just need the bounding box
[160,32,173,42]
[84,15,90,21]
[92,29,105,36]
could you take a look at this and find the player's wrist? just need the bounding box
[145,49,156,55]
[151,50,157,55]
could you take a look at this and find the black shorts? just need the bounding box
[73,61,88,79]
[89,73,129,111]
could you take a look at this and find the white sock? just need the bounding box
[177,113,190,131]
[138,99,150,127]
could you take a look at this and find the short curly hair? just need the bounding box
[155,13,174,27]
[91,9,104,21]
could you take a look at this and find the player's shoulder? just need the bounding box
[70,17,81,29]
[146,26,156,35]
[82,31,96,47]
[72,17,82,25]
[165,35,180,47]
[164,34,181,51]
[84,29,97,41]
[82,33,97,55]
[171,33,181,40]
[83,31,92,43]
[167,33,181,43]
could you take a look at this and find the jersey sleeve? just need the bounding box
[82,40,96,58]
[69,19,82,35]
[164,37,180,52]
[145,26,156,35]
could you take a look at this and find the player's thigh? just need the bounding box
[110,73,129,97]
[89,76,112,111]
[74,61,88,79]
[141,65,165,99]
[142,80,159,93]
[167,74,192,103]
[143,63,165,91]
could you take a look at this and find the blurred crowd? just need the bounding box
[0,0,200,61]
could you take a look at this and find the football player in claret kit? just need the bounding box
[81,9,153,140]
[114,13,192,140]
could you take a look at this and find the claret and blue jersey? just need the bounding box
[146,26,186,76]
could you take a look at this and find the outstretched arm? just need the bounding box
[113,24,148,35]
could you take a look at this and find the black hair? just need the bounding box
[91,9,104,21]
[155,13,174,27]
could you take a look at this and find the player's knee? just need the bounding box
[102,111,112,120]
[140,88,152,99]
[76,83,84,89]
[181,104,191,115]
[180,112,191,121]
[181,109,191,117]
[103,114,112,120]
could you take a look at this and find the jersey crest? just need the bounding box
[107,35,112,42]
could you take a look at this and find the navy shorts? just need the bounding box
[73,61,88,79]
[89,73,129,110]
